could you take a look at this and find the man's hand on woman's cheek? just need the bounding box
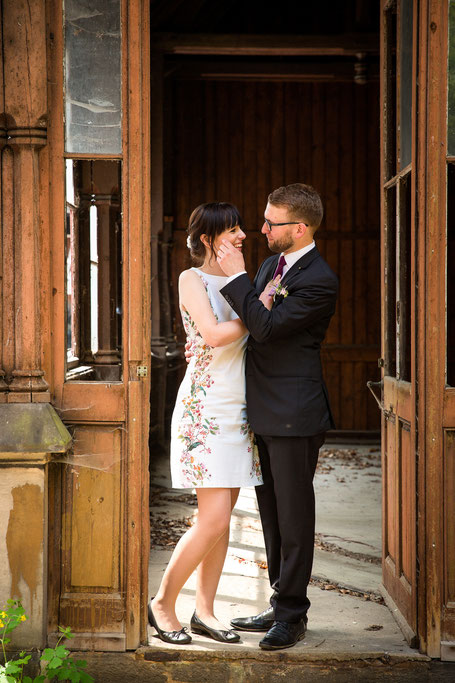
[217,239,246,276]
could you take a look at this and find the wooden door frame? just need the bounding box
[379,0,419,646]
[47,0,151,649]
[420,0,450,659]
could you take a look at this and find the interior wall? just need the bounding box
[166,75,381,432]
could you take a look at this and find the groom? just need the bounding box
[217,183,338,650]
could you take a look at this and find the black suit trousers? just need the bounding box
[255,432,325,623]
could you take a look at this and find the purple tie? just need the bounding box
[273,254,286,280]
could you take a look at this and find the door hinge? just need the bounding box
[137,365,148,378]
[378,357,384,368]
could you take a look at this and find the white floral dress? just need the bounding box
[170,268,263,489]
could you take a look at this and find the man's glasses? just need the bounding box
[263,218,307,232]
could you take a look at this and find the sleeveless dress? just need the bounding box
[170,268,263,489]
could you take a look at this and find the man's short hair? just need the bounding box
[268,183,323,229]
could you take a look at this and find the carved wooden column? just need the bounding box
[0,10,8,402]
[3,0,49,403]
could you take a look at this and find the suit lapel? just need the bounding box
[281,246,320,285]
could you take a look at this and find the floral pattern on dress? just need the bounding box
[177,302,220,486]
[241,419,261,480]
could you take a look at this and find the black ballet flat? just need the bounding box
[148,598,192,645]
[190,611,241,643]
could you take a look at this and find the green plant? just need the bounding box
[0,600,93,683]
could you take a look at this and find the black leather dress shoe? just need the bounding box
[259,619,307,650]
[230,606,275,632]
[148,598,192,645]
[190,612,240,643]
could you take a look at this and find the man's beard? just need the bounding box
[267,231,295,254]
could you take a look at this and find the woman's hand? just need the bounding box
[259,275,281,310]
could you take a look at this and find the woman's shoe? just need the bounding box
[148,598,192,645]
[190,611,241,643]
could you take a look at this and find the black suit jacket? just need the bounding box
[220,247,338,437]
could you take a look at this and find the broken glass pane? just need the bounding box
[64,0,121,154]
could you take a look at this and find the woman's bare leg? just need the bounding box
[195,488,240,629]
[151,488,233,631]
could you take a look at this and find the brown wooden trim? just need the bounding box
[416,0,429,654]
[424,0,449,658]
[152,32,379,57]
[169,60,380,84]
[63,153,123,160]
[124,0,152,649]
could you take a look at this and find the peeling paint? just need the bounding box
[6,484,43,613]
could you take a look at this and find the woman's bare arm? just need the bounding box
[179,270,247,347]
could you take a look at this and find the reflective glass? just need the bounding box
[399,0,413,169]
[64,0,121,154]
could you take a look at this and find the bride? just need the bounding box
[148,202,278,645]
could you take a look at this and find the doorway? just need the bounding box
[149,53,381,458]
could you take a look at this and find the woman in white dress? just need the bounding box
[148,202,276,645]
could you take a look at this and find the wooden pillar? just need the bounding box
[2,0,49,402]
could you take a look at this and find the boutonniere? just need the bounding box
[270,282,289,300]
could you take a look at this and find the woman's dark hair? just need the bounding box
[187,202,243,265]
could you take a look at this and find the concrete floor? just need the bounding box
[147,443,424,663]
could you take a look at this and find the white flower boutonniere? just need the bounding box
[269,282,289,300]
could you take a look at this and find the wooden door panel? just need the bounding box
[384,414,398,567]
[66,425,123,590]
[383,378,415,629]
[60,383,125,422]
[443,428,455,642]
[58,425,125,648]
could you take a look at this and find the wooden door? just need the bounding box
[379,0,417,644]
[46,0,150,651]
[162,66,381,437]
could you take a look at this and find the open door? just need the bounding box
[379,0,418,645]
[47,0,151,650]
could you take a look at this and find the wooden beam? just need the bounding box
[152,32,379,56]
[168,59,379,83]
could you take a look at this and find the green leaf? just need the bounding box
[54,646,68,658]
[79,672,94,683]
[58,626,73,639]
[23,677,33,683]
[5,662,21,674]
[47,656,63,669]
[32,676,46,683]
[41,648,55,661]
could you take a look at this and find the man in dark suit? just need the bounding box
[217,183,338,650]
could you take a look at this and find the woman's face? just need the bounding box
[211,224,246,254]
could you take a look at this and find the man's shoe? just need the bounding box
[259,619,307,650]
[230,606,275,632]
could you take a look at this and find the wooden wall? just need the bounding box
[166,77,381,432]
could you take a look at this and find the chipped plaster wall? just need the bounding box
[0,467,46,649]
